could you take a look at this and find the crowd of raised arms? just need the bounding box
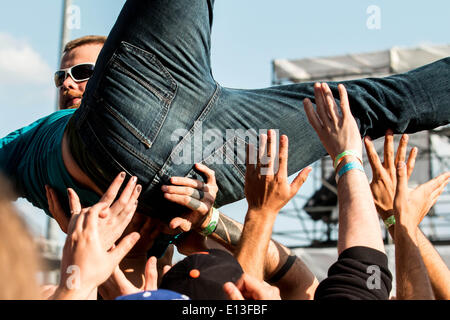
[1,77,449,300]
[1,1,450,300]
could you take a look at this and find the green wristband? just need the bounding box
[200,207,220,237]
[333,150,363,169]
[384,215,396,229]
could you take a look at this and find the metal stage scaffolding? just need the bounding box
[271,44,450,248]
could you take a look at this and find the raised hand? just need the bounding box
[303,83,362,161]
[47,172,143,251]
[244,129,311,215]
[365,131,450,223]
[364,131,417,220]
[53,174,142,299]
[161,163,218,232]
[395,162,450,229]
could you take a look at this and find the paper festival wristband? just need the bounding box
[200,207,220,237]
[333,150,363,170]
[384,215,396,229]
[335,161,365,184]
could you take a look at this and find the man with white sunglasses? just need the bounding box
[55,35,106,110]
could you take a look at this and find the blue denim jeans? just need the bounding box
[69,0,450,222]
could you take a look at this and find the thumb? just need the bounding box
[111,266,139,295]
[144,256,158,291]
[110,232,141,267]
[223,282,245,300]
[68,188,82,216]
[290,167,312,195]
[46,186,70,234]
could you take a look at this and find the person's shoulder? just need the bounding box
[44,108,76,122]
[0,109,75,149]
[14,109,75,131]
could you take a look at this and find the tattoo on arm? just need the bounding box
[210,212,243,250]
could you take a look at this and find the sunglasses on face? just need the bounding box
[54,63,95,88]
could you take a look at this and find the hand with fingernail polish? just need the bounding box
[46,172,142,251]
[52,172,142,300]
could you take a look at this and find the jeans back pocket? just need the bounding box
[185,135,248,208]
[96,41,178,149]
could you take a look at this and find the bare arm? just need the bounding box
[416,229,450,299]
[237,208,277,280]
[304,83,385,255]
[393,162,434,300]
[208,209,319,299]
[394,227,432,299]
[208,212,243,252]
[335,159,385,254]
[162,156,319,300]
[365,133,450,299]
[386,215,450,300]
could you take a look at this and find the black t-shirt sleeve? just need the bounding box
[314,246,392,300]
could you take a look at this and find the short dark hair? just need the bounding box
[63,35,107,54]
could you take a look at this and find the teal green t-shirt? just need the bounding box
[0,109,100,217]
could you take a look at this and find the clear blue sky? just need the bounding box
[1,0,449,247]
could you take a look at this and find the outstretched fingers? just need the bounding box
[277,134,289,178]
[364,136,383,177]
[338,84,351,118]
[394,134,409,167]
[98,172,127,206]
[260,130,277,176]
[67,188,82,216]
[314,83,332,127]
[406,147,418,179]
[425,172,450,196]
[322,83,340,124]
[303,97,322,132]
[383,130,395,171]
[290,167,312,196]
[110,232,141,266]
[110,176,138,214]
[394,161,408,214]
[245,141,257,178]
[144,256,159,291]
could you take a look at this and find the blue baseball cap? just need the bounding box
[116,289,190,300]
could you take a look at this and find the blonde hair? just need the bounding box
[63,35,107,54]
[0,176,42,299]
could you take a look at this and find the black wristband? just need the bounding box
[268,255,297,283]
